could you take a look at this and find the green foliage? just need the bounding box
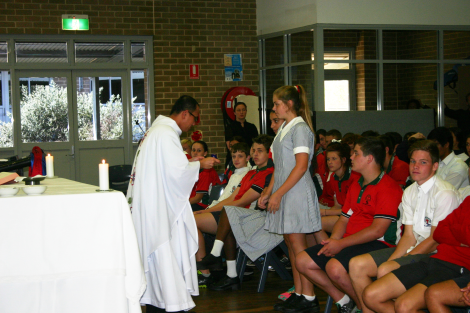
[20,82,69,142]
[0,82,146,147]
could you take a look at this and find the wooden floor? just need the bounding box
[142,269,331,313]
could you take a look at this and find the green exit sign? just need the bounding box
[62,14,89,31]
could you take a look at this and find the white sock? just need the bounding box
[303,294,316,301]
[295,292,301,296]
[226,260,237,278]
[336,294,350,306]
[210,240,224,257]
[201,272,210,277]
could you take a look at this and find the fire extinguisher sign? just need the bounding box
[189,64,199,79]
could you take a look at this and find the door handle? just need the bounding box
[66,145,75,157]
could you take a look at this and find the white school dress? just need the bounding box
[264,117,321,234]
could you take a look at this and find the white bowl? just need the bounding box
[0,186,20,197]
[23,185,47,195]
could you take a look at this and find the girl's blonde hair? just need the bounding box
[181,138,193,146]
[273,85,314,133]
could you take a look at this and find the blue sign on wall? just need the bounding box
[224,54,243,82]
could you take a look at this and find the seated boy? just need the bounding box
[207,142,252,209]
[316,129,342,187]
[378,134,409,188]
[194,135,274,286]
[221,136,245,184]
[363,197,470,313]
[428,127,469,189]
[295,136,403,312]
[349,140,461,313]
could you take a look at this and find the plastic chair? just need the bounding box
[109,165,132,195]
[236,241,293,293]
[207,184,226,205]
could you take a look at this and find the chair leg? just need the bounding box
[324,295,334,313]
[257,253,270,293]
[266,250,292,281]
[236,249,248,283]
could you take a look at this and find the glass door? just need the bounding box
[15,70,76,179]
[71,70,130,185]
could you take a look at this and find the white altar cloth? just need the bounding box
[0,178,146,313]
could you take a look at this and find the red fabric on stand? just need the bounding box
[29,146,44,177]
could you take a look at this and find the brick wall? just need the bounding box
[0,0,259,170]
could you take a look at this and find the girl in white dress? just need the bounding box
[259,85,325,312]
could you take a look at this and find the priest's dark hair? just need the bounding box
[170,95,199,115]
[252,134,273,152]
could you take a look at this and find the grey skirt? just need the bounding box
[224,206,284,261]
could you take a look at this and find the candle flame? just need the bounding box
[47,154,51,156]
[102,159,106,164]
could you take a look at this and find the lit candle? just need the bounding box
[45,154,54,178]
[99,159,109,190]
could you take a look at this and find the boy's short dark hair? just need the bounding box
[231,142,250,156]
[378,135,394,156]
[356,136,386,167]
[317,129,326,137]
[326,129,342,140]
[252,134,273,152]
[361,130,380,137]
[231,136,245,143]
[385,132,403,146]
[427,127,453,150]
[408,140,440,165]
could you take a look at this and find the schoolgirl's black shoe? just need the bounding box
[196,254,223,271]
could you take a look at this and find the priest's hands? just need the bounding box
[200,157,220,169]
[189,156,204,162]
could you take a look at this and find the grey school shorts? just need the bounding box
[369,247,432,267]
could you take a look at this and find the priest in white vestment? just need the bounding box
[127,95,219,312]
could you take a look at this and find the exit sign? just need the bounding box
[62,14,89,31]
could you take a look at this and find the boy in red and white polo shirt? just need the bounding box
[295,136,403,313]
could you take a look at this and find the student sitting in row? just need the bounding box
[197,135,280,291]
[295,136,403,312]
[207,143,252,209]
[194,135,274,286]
[427,127,469,189]
[319,142,362,234]
[378,134,409,188]
[181,138,192,159]
[221,136,246,184]
[316,129,342,187]
[189,140,221,211]
[363,197,470,313]
[349,140,460,313]
[316,129,327,156]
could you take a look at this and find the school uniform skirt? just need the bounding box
[224,206,284,261]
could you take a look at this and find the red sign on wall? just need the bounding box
[190,64,199,79]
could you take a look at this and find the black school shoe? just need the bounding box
[196,254,223,271]
[274,293,300,311]
[281,295,320,313]
[198,271,214,288]
[208,275,241,291]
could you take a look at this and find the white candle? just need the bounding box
[99,159,109,190]
[45,154,54,178]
